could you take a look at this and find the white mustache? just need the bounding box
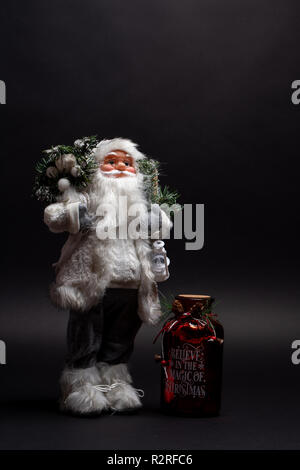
[100,169,136,177]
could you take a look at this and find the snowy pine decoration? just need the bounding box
[137,158,180,207]
[33,136,98,203]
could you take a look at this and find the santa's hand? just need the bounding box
[79,204,95,231]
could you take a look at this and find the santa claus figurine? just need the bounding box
[42,138,172,415]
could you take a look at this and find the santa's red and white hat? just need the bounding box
[93,137,145,163]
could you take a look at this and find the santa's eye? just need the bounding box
[108,161,115,165]
[124,161,129,166]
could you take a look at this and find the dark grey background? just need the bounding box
[0,0,300,450]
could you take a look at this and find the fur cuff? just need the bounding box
[97,362,132,385]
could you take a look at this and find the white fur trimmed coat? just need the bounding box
[44,182,172,325]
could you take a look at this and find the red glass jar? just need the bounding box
[159,294,224,417]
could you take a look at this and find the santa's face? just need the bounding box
[100,150,136,178]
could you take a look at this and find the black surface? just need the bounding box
[0,270,299,450]
[1,0,300,450]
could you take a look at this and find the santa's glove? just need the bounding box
[79,204,95,231]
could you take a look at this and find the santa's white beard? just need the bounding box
[89,169,149,238]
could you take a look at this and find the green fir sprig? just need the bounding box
[137,159,181,209]
[33,136,99,203]
[154,185,180,207]
[158,291,175,324]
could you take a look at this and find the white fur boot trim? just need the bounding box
[60,366,109,415]
[97,363,143,411]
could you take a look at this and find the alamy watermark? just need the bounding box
[290,86,300,363]
[0,340,6,365]
[291,80,300,105]
[291,340,300,365]
[94,199,204,251]
[0,80,6,104]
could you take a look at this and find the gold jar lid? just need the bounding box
[174,294,211,312]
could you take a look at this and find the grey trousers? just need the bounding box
[65,288,142,369]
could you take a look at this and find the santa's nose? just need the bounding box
[116,161,126,170]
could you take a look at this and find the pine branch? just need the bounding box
[158,291,176,324]
[137,159,181,209]
[33,136,99,203]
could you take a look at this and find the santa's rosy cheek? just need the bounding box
[127,166,136,173]
[100,163,114,172]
